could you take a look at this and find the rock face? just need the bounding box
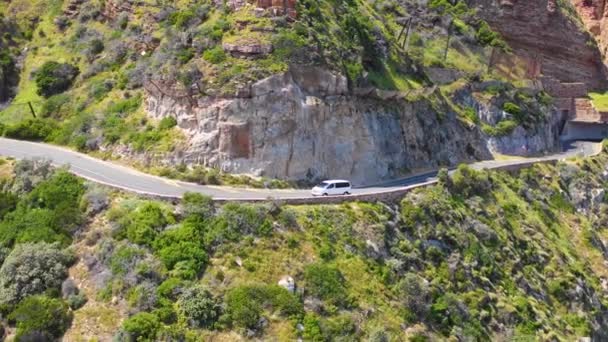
[454,83,564,156]
[571,0,608,61]
[469,0,607,89]
[145,67,562,184]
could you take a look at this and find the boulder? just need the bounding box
[278,275,296,293]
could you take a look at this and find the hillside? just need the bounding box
[0,147,606,340]
[0,0,588,185]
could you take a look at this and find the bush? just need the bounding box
[9,295,72,341]
[121,312,161,341]
[177,285,221,328]
[89,38,104,55]
[395,273,431,321]
[168,9,196,28]
[0,242,74,305]
[225,284,302,329]
[475,21,507,49]
[40,94,71,118]
[122,202,174,246]
[4,118,59,141]
[204,203,272,247]
[481,120,518,137]
[0,192,17,220]
[449,164,492,198]
[34,61,79,98]
[153,221,207,279]
[158,116,177,131]
[503,102,523,122]
[66,293,87,310]
[156,240,207,279]
[180,192,214,220]
[303,263,349,306]
[203,46,226,64]
[157,278,184,301]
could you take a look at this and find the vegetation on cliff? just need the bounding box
[0,147,607,339]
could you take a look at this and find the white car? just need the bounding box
[311,180,352,196]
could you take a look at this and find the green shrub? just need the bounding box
[272,29,307,60]
[177,285,221,328]
[203,46,226,64]
[395,273,431,320]
[205,203,272,247]
[66,293,87,310]
[108,244,145,276]
[302,313,324,341]
[156,240,207,279]
[122,312,161,341]
[181,192,214,220]
[4,118,59,141]
[449,164,492,198]
[0,169,84,247]
[475,21,507,49]
[122,202,174,246]
[481,120,518,137]
[107,95,142,115]
[168,9,195,28]
[0,192,17,220]
[158,116,177,131]
[40,94,71,118]
[303,263,349,306]
[9,295,72,341]
[89,38,104,55]
[157,278,184,300]
[225,284,302,329]
[0,243,74,305]
[503,102,523,121]
[34,61,79,98]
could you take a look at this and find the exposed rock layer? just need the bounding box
[469,0,606,89]
[144,68,561,183]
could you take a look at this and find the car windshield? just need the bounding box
[316,181,330,188]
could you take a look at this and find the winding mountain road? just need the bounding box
[0,138,601,200]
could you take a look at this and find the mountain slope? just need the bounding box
[1,148,608,340]
[0,0,571,184]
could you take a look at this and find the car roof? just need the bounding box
[322,179,351,183]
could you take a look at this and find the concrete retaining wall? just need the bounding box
[562,121,608,141]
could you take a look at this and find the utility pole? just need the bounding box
[444,18,453,61]
[27,101,36,118]
[402,17,413,51]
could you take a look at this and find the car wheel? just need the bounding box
[323,193,328,196]
[343,192,350,195]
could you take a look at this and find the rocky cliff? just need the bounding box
[572,0,608,64]
[469,0,607,89]
[145,68,562,184]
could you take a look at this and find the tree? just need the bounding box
[121,312,161,341]
[0,242,74,305]
[303,263,349,306]
[177,285,221,328]
[34,61,79,98]
[9,295,72,341]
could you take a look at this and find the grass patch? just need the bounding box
[589,91,608,111]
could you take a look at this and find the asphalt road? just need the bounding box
[0,138,601,200]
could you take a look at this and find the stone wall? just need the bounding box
[540,76,589,98]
